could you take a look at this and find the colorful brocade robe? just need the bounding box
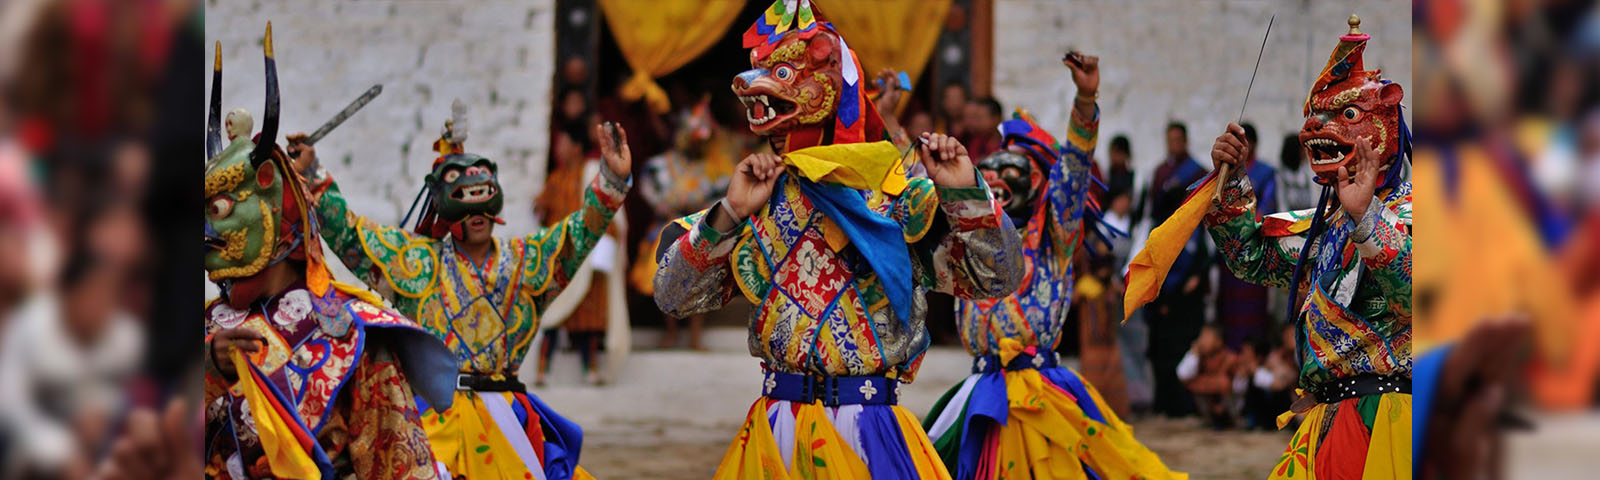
[203,283,456,479]
[1204,173,1413,392]
[954,106,1098,356]
[312,166,629,375]
[653,168,1024,381]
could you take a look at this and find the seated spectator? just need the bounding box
[1177,324,1237,429]
[1237,334,1294,430]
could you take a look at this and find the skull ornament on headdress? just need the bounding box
[733,0,884,153]
[410,100,505,239]
[1299,15,1406,184]
[978,109,1063,225]
[203,23,330,302]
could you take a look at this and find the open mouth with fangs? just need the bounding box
[1303,137,1355,165]
[737,93,798,128]
[450,181,497,203]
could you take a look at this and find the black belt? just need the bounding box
[762,369,900,406]
[971,349,1060,374]
[455,373,527,392]
[1312,374,1409,404]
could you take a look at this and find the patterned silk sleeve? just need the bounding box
[523,166,631,310]
[652,208,745,317]
[1203,172,1304,290]
[343,347,441,480]
[1350,198,1413,321]
[312,176,426,293]
[913,174,1026,299]
[1049,103,1099,262]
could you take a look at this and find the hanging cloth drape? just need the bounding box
[812,0,952,114]
[597,0,745,114]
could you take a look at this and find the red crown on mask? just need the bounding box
[1305,15,1371,116]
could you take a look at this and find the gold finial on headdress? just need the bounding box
[264,22,274,58]
[214,41,222,70]
[1347,14,1362,35]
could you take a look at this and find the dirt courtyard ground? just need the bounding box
[527,327,1600,479]
[527,329,1288,479]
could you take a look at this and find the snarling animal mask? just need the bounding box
[734,0,882,152]
[978,110,1063,225]
[426,153,504,223]
[1299,15,1405,183]
[204,24,330,302]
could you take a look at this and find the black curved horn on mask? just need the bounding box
[206,42,223,159]
[250,22,279,168]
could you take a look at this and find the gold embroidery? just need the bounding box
[207,199,275,279]
[768,40,807,66]
[1314,86,1363,112]
[1371,117,1388,148]
[205,162,247,198]
[796,73,835,124]
[220,229,248,260]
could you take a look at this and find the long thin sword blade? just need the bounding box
[305,84,383,145]
[1238,14,1275,122]
[1216,13,1275,201]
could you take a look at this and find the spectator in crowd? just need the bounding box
[1145,120,1211,418]
[1215,123,1278,348]
[1105,134,1136,210]
[1239,325,1298,430]
[904,110,934,139]
[1276,132,1318,211]
[535,114,624,386]
[1176,324,1236,429]
[0,187,145,479]
[961,96,1005,159]
[1104,189,1155,415]
[936,82,968,136]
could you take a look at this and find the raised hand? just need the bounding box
[1063,51,1100,95]
[918,132,977,188]
[597,121,632,177]
[1337,136,1382,221]
[285,132,315,174]
[873,68,904,114]
[724,152,785,218]
[1209,122,1248,172]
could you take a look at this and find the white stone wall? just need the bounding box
[206,0,556,238]
[992,0,1411,175]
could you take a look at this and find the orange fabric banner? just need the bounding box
[1122,174,1218,320]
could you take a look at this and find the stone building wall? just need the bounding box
[207,0,558,237]
[992,0,1411,176]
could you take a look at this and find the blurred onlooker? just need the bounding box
[1176,324,1235,429]
[1276,132,1317,211]
[1144,120,1210,418]
[536,115,623,386]
[0,192,145,479]
[935,82,968,136]
[1076,254,1129,417]
[904,110,933,139]
[961,96,1004,159]
[1105,134,1135,208]
[631,97,741,351]
[1214,123,1276,349]
[1238,326,1296,431]
[1104,189,1154,415]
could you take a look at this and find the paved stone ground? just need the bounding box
[528,327,1288,480]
